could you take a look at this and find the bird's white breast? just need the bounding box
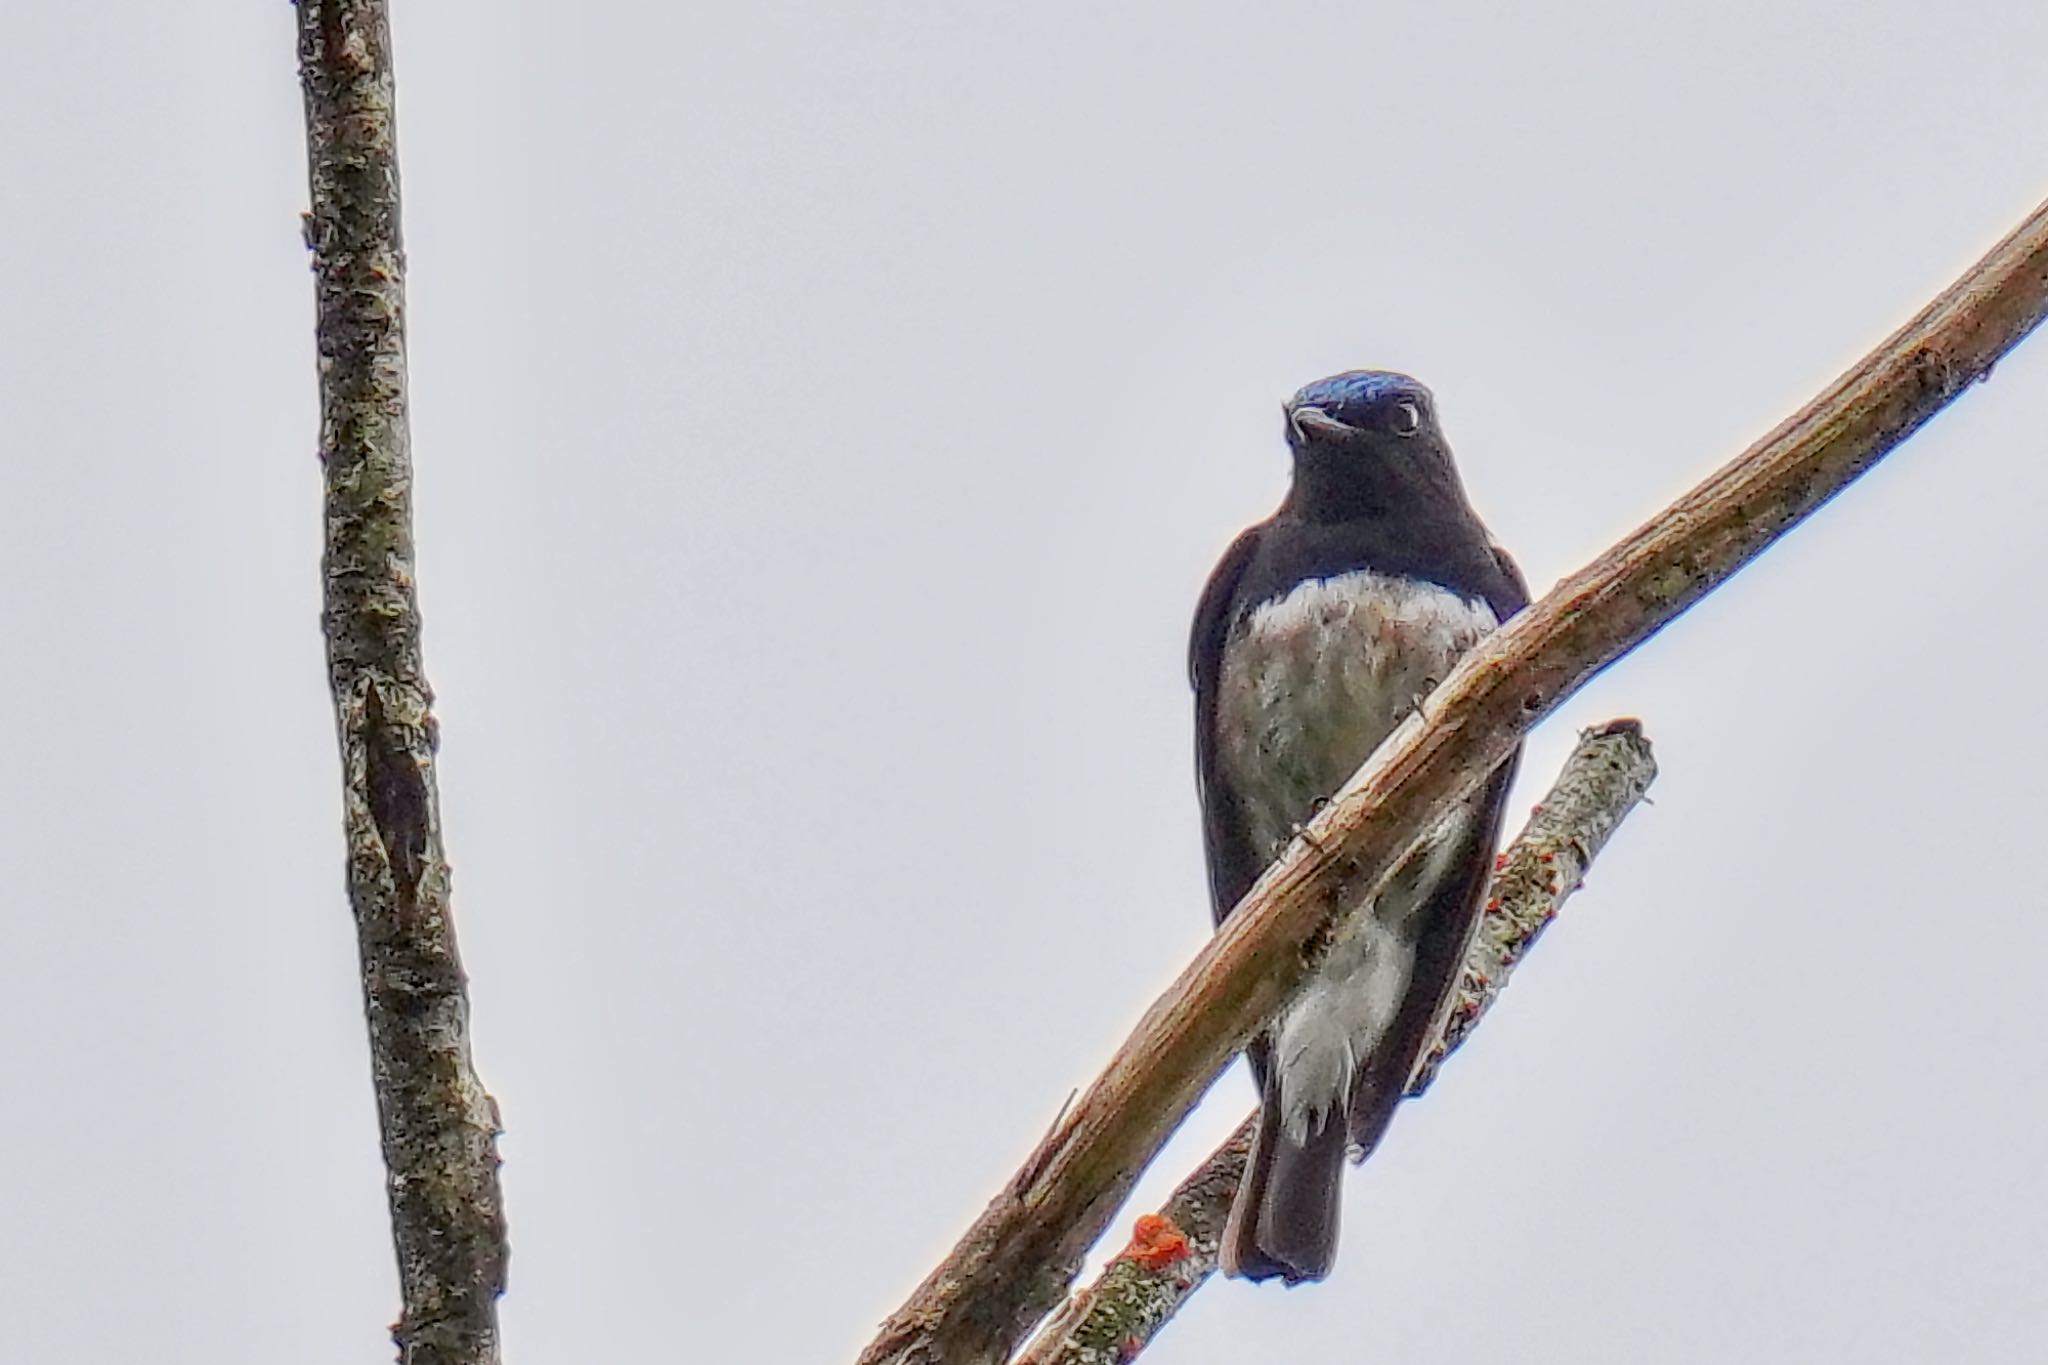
[1215,569,1496,858]
[1213,569,1499,1144]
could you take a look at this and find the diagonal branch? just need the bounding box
[1014,720,1658,1365]
[298,5,508,1363]
[856,196,2048,1365]
[1408,719,1657,1097]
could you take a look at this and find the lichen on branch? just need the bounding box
[298,4,507,1363]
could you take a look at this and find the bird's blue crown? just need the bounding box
[1288,370,1429,424]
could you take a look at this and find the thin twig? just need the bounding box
[1015,720,1657,1365]
[298,5,508,1363]
[858,197,2048,1365]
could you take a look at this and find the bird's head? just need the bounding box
[1280,370,1464,521]
[1283,370,1438,450]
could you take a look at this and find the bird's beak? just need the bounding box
[1287,404,1353,443]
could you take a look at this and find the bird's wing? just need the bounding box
[1190,524,1266,928]
[1486,540,1531,618]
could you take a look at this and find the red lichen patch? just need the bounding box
[1119,1213,1191,1270]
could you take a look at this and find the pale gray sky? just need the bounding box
[3,3,2045,1362]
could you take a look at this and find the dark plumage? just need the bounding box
[1190,371,1526,1283]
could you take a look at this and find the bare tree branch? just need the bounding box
[857,196,2048,1365]
[298,5,508,1363]
[1014,720,1658,1365]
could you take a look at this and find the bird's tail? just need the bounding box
[1221,1089,1348,1284]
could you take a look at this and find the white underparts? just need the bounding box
[1214,570,1497,1147]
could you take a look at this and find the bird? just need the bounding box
[1190,370,1527,1284]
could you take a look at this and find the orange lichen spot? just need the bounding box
[1493,852,1511,872]
[1120,1213,1191,1270]
[1117,1336,1145,1362]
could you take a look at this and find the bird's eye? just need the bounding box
[1390,400,1423,436]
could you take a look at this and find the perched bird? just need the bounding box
[1190,370,1527,1283]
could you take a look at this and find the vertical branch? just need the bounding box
[298,5,508,1363]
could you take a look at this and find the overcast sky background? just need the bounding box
[3,3,2046,1362]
